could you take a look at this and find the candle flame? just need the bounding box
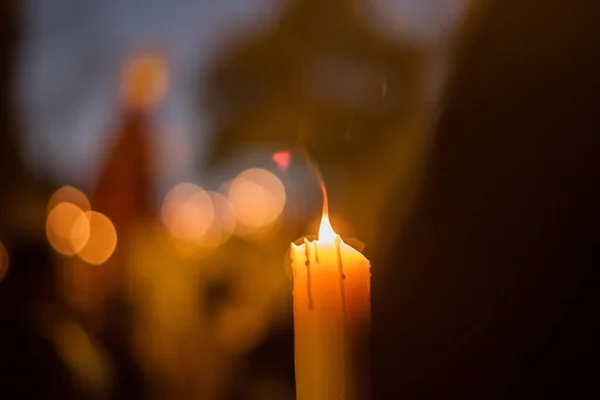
[317,177,337,243]
[318,213,337,243]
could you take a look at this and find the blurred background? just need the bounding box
[1,0,470,398]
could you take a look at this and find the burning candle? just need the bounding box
[290,184,371,400]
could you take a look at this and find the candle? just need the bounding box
[291,186,371,400]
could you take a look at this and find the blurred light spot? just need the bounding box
[120,52,169,110]
[0,242,8,282]
[77,211,117,265]
[53,320,112,391]
[162,183,215,244]
[47,186,91,215]
[209,194,234,247]
[272,151,291,171]
[209,191,236,245]
[46,202,91,256]
[227,168,286,232]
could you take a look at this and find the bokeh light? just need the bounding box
[208,191,236,246]
[0,242,8,282]
[53,320,111,391]
[46,202,91,256]
[226,168,286,232]
[120,52,169,110]
[162,183,215,244]
[76,211,117,265]
[47,186,91,215]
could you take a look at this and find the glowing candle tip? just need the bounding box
[317,176,337,242]
[318,213,337,242]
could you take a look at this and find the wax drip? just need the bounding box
[336,235,348,318]
[304,238,314,310]
[313,241,319,263]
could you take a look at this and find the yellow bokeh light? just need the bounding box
[46,202,91,256]
[227,168,286,231]
[76,211,117,265]
[47,186,91,215]
[0,242,8,282]
[162,183,215,244]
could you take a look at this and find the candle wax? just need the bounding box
[291,217,370,400]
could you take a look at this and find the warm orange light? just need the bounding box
[120,52,169,110]
[182,190,215,242]
[167,189,237,256]
[46,202,91,256]
[161,183,215,243]
[291,176,370,400]
[227,168,286,231]
[0,242,8,282]
[47,186,91,215]
[228,178,269,227]
[76,211,117,265]
[317,180,337,243]
[53,320,109,388]
[206,191,236,246]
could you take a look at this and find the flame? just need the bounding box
[317,177,337,243]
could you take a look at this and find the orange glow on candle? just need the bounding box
[291,175,371,400]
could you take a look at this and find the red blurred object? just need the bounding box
[86,110,156,304]
[92,112,155,231]
[272,151,291,171]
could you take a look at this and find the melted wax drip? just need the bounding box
[304,238,314,310]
